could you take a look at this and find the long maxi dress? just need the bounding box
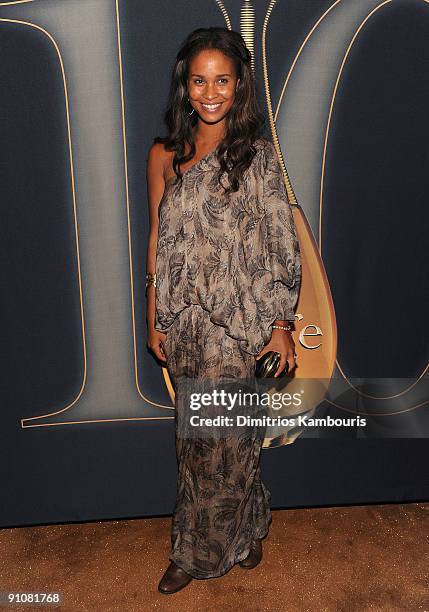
[154,137,301,579]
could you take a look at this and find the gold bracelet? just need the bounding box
[145,272,157,289]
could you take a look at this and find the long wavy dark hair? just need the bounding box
[153,27,266,194]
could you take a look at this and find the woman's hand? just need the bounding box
[147,328,168,363]
[256,329,297,377]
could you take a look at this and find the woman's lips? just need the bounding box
[200,102,222,113]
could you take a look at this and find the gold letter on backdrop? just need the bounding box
[0,0,174,427]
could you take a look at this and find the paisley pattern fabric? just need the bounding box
[162,304,272,579]
[154,138,301,579]
[155,138,301,355]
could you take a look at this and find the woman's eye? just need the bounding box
[193,79,228,85]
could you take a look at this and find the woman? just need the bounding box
[146,27,301,594]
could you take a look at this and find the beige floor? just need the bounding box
[0,503,428,611]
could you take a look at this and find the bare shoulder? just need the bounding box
[146,142,173,215]
[147,142,171,181]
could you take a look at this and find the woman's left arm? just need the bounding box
[256,141,302,376]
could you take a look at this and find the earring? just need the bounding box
[187,96,195,116]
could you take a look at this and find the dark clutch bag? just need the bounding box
[255,351,289,378]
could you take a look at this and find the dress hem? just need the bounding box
[168,518,272,580]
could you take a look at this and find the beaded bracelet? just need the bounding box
[272,323,292,332]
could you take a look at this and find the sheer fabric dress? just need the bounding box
[154,138,301,579]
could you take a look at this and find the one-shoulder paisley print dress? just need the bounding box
[154,138,301,579]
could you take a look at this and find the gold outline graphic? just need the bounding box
[262,0,299,205]
[240,1,255,72]
[264,0,429,416]
[321,0,429,406]
[0,0,232,427]
[0,12,90,426]
[214,0,232,30]
[1,0,425,425]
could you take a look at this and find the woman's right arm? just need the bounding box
[146,142,168,362]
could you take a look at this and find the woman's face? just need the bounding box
[187,49,240,124]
